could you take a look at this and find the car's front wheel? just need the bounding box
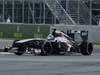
[41,41,53,55]
[14,51,25,55]
[14,44,26,56]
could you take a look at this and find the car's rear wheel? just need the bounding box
[80,41,93,56]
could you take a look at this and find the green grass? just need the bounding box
[0,38,17,40]
[0,49,4,52]
[93,43,100,45]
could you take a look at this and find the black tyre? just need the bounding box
[80,42,93,56]
[12,40,20,46]
[13,43,26,56]
[4,48,8,52]
[41,41,53,55]
[14,51,24,55]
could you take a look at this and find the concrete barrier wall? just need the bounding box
[52,25,100,43]
[0,23,50,39]
[1,23,99,43]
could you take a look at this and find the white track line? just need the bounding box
[0,52,13,54]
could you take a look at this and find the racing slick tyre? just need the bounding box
[14,45,26,56]
[14,51,25,55]
[80,41,93,56]
[4,47,9,52]
[14,44,26,56]
[41,41,53,55]
[12,40,20,46]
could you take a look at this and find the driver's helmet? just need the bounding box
[47,34,54,40]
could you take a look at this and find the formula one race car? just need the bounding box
[4,30,93,56]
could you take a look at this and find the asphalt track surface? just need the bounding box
[0,45,100,75]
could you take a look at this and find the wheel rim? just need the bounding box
[42,42,52,55]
